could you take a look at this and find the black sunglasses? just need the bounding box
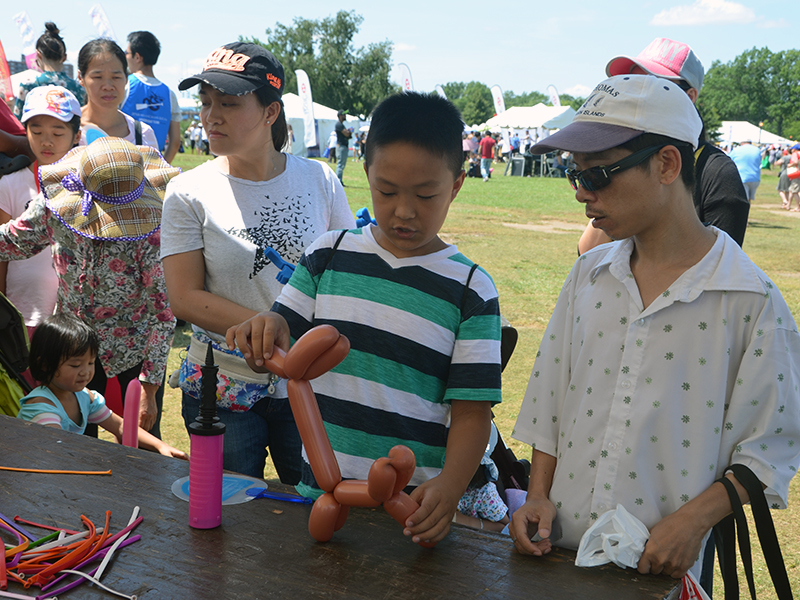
[565,145,668,192]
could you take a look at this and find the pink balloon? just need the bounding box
[122,379,141,448]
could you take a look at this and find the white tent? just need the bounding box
[282,92,360,157]
[481,104,576,132]
[716,121,793,148]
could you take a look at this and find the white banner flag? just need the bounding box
[295,69,317,148]
[12,12,37,70]
[547,84,561,107]
[398,63,414,92]
[88,4,117,42]
[490,84,506,115]
[434,84,447,100]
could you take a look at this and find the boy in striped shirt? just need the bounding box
[228,92,502,545]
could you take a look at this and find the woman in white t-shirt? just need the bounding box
[160,42,354,481]
[77,39,158,149]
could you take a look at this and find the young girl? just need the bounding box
[0,86,81,340]
[77,38,158,148]
[17,313,187,459]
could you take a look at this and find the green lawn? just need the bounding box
[164,154,800,597]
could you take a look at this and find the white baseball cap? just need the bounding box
[21,86,82,124]
[528,75,702,154]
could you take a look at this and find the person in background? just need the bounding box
[161,42,354,481]
[728,140,762,203]
[0,87,81,341]
[13,22,86,120]
[77,38,158,149]
[121,31,182,162]
[578,37,749,254]
[479,130,495,182]
[335,110,352,185]
[0,100,32,184]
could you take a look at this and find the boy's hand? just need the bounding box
[225,312,291,372]
[510,495,557,556]
[404,477,461,544]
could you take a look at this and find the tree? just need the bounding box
[442,81,494,125]
[700,47,800,138]
[242,11,397,117]
[504,90,547,108]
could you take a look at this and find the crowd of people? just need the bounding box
[0,26,797,598]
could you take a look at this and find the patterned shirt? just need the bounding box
[274,226,502,497]
[14,71,86,119]
[513,228,800,552]
[0,195,174,384]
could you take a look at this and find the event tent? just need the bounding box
[282,92,361,157]
[716,121,794,148]
[481,104,576,132]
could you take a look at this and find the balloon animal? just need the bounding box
[261,324,436,547]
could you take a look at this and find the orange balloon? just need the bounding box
[287,379,341,492]
[302,336,350,381]
[284,325,340,380]
[308,492,341,542]
[333,480,381,507]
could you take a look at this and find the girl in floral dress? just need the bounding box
[0,137,180,437]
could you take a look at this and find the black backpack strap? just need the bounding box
[134,120,143,146]
[321,229,348,274]
[460,263,479,319]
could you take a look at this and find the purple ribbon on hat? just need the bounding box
[61,171,146,216]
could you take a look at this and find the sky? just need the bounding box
[1,0,795,107]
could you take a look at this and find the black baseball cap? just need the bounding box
[179,42,285,101]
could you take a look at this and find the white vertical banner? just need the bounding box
[490,84,506,115]
[547,84,561,107]
[434,84,447,100]
[295,69,317,149]
[88,4,117,42]
[398,63,414,92]
[12,12,37,70]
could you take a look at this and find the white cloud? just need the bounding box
[393,43,416,52]
[757,18,789,29]
[650,0,756,26]
[564,84,592,98]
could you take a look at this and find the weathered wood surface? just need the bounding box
[0,416,678,599]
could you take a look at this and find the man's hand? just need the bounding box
[509,494,557,556]
[405,477,461,545]
[637,510,705,578]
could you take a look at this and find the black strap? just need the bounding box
[321,229,348,274]
[460,263,479,319]
[134,120,143,146]
[714,465,794,599]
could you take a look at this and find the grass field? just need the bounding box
[162,153,799,596]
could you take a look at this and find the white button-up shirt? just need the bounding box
[513,228,800,552]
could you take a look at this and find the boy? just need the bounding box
[228,92,502,545]
[0,86,81,335]
[509,75,799,584]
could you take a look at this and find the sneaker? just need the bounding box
[483,177,488,182]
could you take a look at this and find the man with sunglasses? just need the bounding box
[577,38,749,254]
[509,75,799,590]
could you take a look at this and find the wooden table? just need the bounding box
[0,416,678,599]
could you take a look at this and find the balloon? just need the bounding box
[267,324,436,546]
[122,379,141,448]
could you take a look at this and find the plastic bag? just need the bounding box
[680,571,712,600]
[575,504,650,569]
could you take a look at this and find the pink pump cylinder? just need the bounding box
[189,432,224,529]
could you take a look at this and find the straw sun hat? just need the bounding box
[41,137,180,241]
